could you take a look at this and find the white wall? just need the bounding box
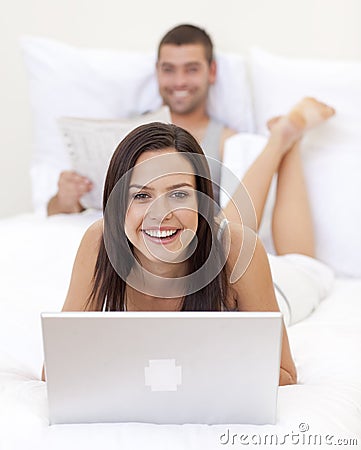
[1,0,361,217]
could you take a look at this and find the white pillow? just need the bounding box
[249,47,361,277]
[20,36,254,214]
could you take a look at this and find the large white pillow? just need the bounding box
[20,36,254,214]
[249,47,361,277]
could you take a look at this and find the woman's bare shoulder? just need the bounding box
[61,218,103,312]
[224,221,259,283]
[85,218,103,237]
[80,218,103,249]
[224,221,246,260]
[70,218,103,269]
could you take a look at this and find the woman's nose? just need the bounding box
[147,195,173,221]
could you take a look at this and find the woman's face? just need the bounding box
[125,148,198,267]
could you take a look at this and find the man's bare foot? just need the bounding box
[267,97,335,157]
[288,97,335,131]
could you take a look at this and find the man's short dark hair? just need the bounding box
[158,24,214,65]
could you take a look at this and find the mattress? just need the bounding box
[0,212,360,449]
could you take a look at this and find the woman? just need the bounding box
[59,122,297,386]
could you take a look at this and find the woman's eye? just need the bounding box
[133,192,150,200]
[170,191,189,199]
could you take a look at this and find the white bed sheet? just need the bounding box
[0,213,360,450]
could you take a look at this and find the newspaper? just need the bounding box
[57,106,171,210]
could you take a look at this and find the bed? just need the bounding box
[0,212,360,449]
[0,38,360,449]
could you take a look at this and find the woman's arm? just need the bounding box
[41,219,102,381]
[61,219,103,312]
[226,222,297,386]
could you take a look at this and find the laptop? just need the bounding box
[41,311,282,425]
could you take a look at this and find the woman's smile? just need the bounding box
[142,227,181,244]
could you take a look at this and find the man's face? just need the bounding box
[156,44,216,116]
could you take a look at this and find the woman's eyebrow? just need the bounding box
[167,183,195,190]
[129,184,153,190]
[128,182,194,190]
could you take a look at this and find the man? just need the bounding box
[157,25,334,259]
[156,25,236,160]
[47,24,235,215]
[155,24,236,204]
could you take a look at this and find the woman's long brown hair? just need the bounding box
[87,122,229,311]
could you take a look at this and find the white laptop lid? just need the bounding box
[41,311,282,425]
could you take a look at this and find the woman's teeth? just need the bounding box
[144,229,178,238]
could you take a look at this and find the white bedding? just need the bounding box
[0,213,360,450]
